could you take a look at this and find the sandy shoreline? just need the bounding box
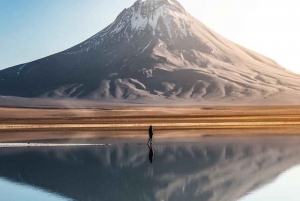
[1,106,300,131]
[0,106,300,143]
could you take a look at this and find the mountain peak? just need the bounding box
[108,0,187,38]
[135,0,184,9]
[133,0,185,16]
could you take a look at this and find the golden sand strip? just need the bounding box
[1,121,300,131]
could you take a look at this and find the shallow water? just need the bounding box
[1,136,300,201]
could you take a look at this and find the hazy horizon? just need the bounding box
[0,0,299,74]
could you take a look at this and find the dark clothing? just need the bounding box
[149,126,153,139]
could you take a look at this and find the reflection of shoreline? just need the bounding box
[1,137,300,201]
[1,122,300,132]
[0,143,111,147]
[1,128,300,143]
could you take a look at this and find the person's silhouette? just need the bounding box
[148,143,154,164]
[148,125,154,145]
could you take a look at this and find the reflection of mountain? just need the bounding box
[1,137,300,201]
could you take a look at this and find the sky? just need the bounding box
[0,0,300,74]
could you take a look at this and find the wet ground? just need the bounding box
[0,135,300,201]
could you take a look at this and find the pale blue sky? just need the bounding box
[1,0,300,74]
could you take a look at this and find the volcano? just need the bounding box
[1,0,300,104]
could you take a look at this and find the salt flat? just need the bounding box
[0,106,300,142]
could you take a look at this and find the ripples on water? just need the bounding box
[1,136,300,201]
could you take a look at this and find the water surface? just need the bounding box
[1,136,300,201]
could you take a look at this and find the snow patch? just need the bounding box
[140,40,152,54]
[16,64,27,76]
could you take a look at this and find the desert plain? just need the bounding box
[1,105,300,143]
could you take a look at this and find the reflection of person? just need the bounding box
[148,143,154,164]
[148,125,154,145]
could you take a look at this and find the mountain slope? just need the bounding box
[1,0,300,103]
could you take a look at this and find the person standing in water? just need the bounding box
[148,125,154,145]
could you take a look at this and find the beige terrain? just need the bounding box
[0,105,300,142]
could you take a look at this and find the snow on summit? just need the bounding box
[95,0,188,39]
